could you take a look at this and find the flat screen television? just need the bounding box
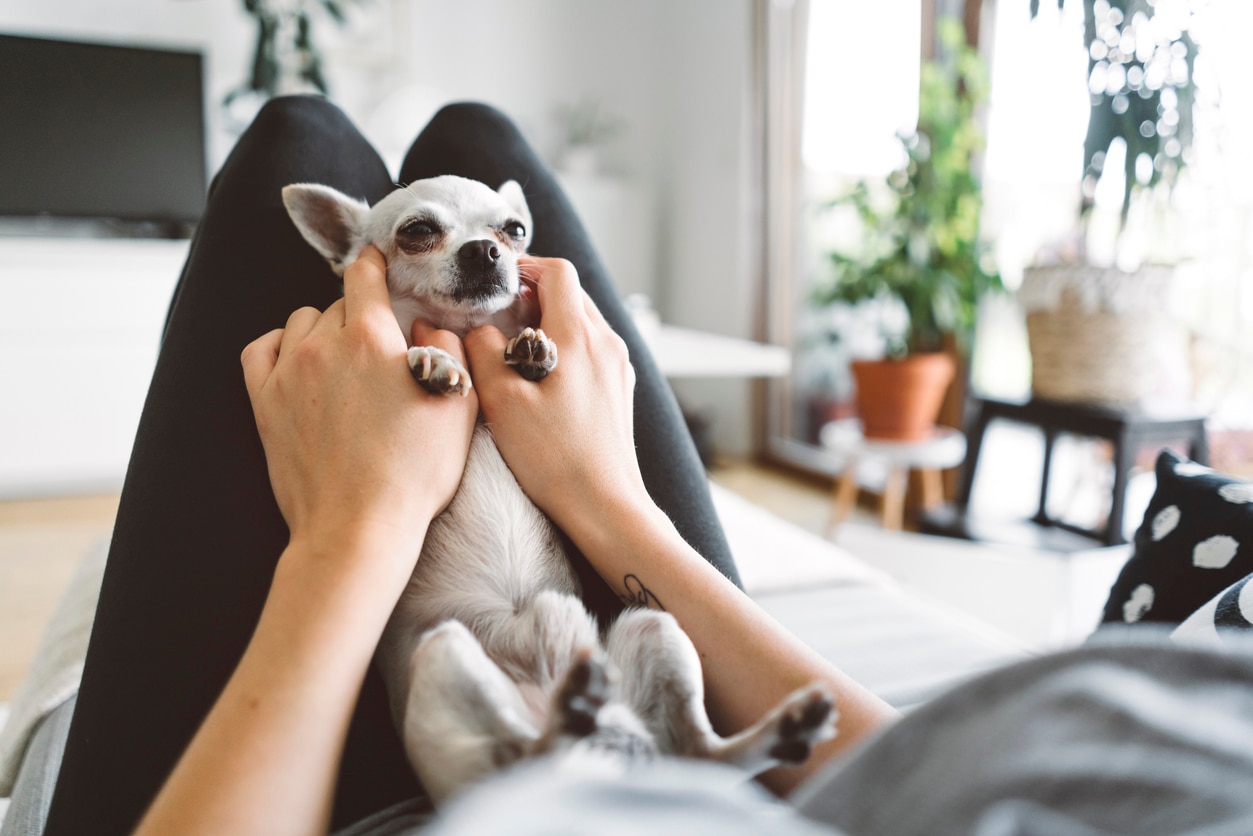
[0,33,207,234]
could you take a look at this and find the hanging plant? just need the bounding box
[1032,0,1200,232]
[225,0,356,107]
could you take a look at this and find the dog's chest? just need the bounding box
[400,425,580,633]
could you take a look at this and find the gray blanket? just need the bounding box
[11,632,1253,835]
[402,631,1253,835]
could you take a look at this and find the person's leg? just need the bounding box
[396,103,740,621]
[45,96,417,836]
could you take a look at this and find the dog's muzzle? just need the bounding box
[452,239,510,301]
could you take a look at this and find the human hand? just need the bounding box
[240,246,478,570]
[464,256,647,532]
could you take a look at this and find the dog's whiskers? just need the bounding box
[398,181,424,202]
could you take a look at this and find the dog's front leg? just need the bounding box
[504,327,557,381]
[408,346,471,396]
[401,620,538,805]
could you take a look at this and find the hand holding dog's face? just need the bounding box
[464,256,643,536]
[241,246,479,569]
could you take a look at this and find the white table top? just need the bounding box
[641,324,791,379]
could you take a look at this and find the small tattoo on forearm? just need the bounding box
[622,574,664,611]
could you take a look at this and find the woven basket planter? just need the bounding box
[1019,265,1173,406]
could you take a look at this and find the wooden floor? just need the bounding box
[708,459,837,536]
[0,494,119,700]
[0,463,834,702]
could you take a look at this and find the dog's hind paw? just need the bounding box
[555,648,612,737]
[766,685,838,765]
[408,346,472,396]
[504,327,557,381]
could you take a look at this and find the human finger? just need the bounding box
[523,257,585,332]
[581,289,609,328]
[312,296,347,333]
[240,328,283,402]
[412,320,468,364]
[342,245,390,322]
[278,306,322,357]
[463,325,512,390]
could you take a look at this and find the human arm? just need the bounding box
[464,257,898,797]
[135,247,478,836]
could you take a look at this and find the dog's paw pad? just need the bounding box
[767,686,838,765]
[556,649,613,738]
[504,327,558,381]
[408,346,471,396]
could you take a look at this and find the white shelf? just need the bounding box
[643,324,790,379]
[0,238,188,497]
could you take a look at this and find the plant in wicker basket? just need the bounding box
[811,18,1002,439]
[1022,0,1201,406]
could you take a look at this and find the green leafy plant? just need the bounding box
[811,18,1002,358]
[554,96,625,150]
[1032,0,1199,230]
[225,0,358,107]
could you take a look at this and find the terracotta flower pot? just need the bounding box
[850,353,956,440]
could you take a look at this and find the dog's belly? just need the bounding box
[380,425,585,679]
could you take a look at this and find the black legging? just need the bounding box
[44,97,739,834]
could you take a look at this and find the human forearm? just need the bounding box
[565,492,898,796]
[138,249,478,833]
[136,529,421,836]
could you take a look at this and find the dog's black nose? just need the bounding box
[459,239,501,269]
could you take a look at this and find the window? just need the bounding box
[761,0,1253,477]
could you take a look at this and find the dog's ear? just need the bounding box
[281,183,370,274]
[497,180,532,248]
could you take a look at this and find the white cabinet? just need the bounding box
[0,238,187,497]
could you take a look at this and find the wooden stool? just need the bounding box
[821,419,967,536]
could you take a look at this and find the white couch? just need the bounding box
[0,483,1033,833]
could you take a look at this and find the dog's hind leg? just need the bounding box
[606,609,838,776]
[399,620,539,805]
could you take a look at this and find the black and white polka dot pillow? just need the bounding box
[1100,449,1253,627]
[1172,572,1253,646]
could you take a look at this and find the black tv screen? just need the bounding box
[0,34,207,226]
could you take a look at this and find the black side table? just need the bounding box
[944,397,1208,546]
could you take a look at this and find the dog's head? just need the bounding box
[282,175,533,334]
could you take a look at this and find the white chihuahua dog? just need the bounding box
[282,175,837,805]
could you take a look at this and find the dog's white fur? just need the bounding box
[282,175,837,805]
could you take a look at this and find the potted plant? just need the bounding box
[811,18,1003,440]
[223,0,359,127]
[552,96,625,177]
[1021,0,1200,405]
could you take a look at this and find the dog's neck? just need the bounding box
[390,289,540,344]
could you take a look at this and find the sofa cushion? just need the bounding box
[1172,572,1253,647]
[1102,449,1253,626]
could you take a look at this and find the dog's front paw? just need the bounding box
[766,685,838,765]
[408,346,471,396]
[504,327,557,381]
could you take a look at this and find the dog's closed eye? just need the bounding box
[398,217,443,253]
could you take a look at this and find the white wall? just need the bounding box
[654,1,759,456]
[0,0,761,494]
[371,0,763,455]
